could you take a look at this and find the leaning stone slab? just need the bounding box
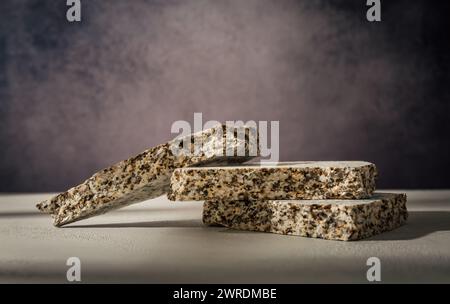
[169,161,377,201]
[203,193,407,241]
[36,124,258,227]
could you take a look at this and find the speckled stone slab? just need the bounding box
[36,124,258,227]
[203,193,407,241]
[169,161,377,201]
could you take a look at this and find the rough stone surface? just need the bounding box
[36,124,258,227]
[203,193,408,241]
[169,161,377,201]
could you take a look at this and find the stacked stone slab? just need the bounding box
[202,193,408,241]
[36,121,407,239]
[169,162,408,241]
[168,161,377,201]
[36,124,258,227]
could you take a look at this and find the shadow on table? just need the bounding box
[67,219,203,228]
[367,211,450,241]
[0,211,42,218]
[63,211,450,239]
[0,206,196,219]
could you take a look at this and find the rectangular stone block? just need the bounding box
[203,193,407,241]
[169,161,377,201]
[37,124,258,227]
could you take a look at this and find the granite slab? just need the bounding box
[37,124,258,227]
[169,161,377,201]
[203,193,407,241]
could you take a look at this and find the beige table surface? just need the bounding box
[0,191,449,283]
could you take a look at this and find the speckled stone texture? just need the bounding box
[169,161,377,201]
[203,193,407,241]
[36,124,258,227]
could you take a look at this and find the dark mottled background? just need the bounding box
[0,0,449,192]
